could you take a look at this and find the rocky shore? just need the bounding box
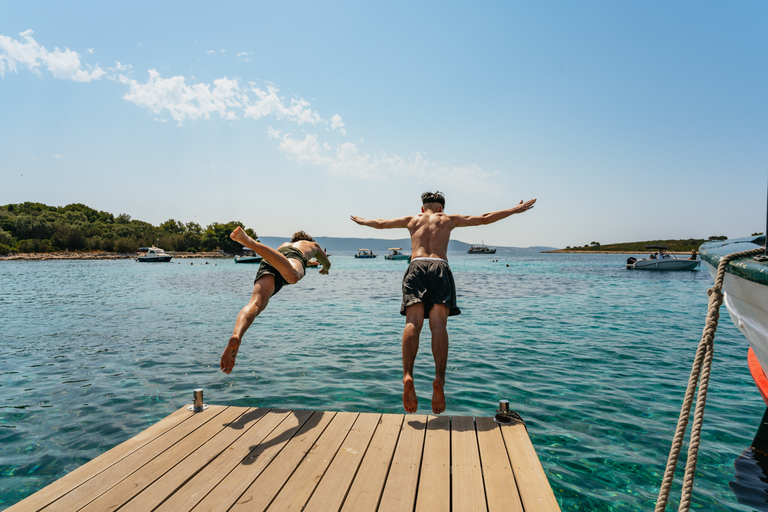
[0,251,233,261]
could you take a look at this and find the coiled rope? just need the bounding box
[655,246,765,512]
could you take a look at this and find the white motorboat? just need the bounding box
[384,248,410,260]
[700,235,768,404]
[626,246,700,270]
[136,246,173,262]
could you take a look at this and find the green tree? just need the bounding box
[202,221,255,253]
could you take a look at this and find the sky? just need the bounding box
[1,1,765,248]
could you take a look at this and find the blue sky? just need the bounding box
[1,1,765,248]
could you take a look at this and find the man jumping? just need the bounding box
[351,192,536,414]
[220,226,331,374]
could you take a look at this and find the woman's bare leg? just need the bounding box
[230,227,304,283]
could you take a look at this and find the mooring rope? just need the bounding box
[655,246,765,512]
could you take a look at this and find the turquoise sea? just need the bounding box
[1,252,767,510]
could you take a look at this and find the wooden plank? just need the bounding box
[190,409,315,512]
[36,405,229,512]
[78,405,248,512]
[377,414,428,512]
[6,405,192,512]
[499,421,561,512]
[155,409,294,512]
[266,412,360,511]
[452,415,487,512]
[340,414,404,512]
[118,407,272,512]
[301,413,381,512]
[415,415,451,512]
[226,410,336,512]
[475,417,524,512]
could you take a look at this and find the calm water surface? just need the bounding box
[1,252,767,510]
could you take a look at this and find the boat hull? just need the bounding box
[234,256,263,264]
[629,258,700,270]
[700,236,768,402]
[136,256,173,262]
[355,255,377,258]
[384,255,409,260]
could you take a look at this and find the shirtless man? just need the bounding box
[220,226,331,374]
[351,192,536,414]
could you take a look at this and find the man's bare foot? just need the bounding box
[220,337,241,374]
[432,379,446,414]
[403,376,418,413]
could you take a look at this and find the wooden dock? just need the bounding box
[8,405,561,511]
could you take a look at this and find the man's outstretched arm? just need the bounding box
[450,199,536,227]
[350,215,413,229]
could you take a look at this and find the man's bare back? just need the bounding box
[406,212,455,260]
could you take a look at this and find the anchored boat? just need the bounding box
[626,245,700,270]
[354,248,377,259]
[136,246,173,262]
[468,243,496,254]
[699,235,768,403]
[234,248,263,264]
[384,247,410,260]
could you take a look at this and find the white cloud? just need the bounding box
[123,70,245,124]
[275,134,497,191]
[237,51,252,62]
[278,133,332,166]
[51,154,64,159]
[1,31,498,192]
[243,84,321,125]
[206,50,216,55]
[0,30,105,82]
[266,126,281,139]
[331,114,346,135]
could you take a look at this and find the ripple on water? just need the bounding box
[0,254,766,511]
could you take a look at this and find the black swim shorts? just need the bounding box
[400,258,461,317]
[254,246,308,296]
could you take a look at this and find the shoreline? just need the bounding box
[541,250,694,255]
[0,250,700,260]
[0,251,233,261]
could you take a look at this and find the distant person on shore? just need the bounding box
[350,191,536,414]
[220,227,331,374]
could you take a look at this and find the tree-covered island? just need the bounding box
[0,202,257,256]
[545,235,750,254]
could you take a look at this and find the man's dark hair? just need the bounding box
[421,191,445,208]
[291,230,315,243]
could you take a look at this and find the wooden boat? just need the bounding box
[136,247,173,262]
[625,246,700,270]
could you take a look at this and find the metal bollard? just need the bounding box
[493,399,526,429]
[188,388,209,412]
